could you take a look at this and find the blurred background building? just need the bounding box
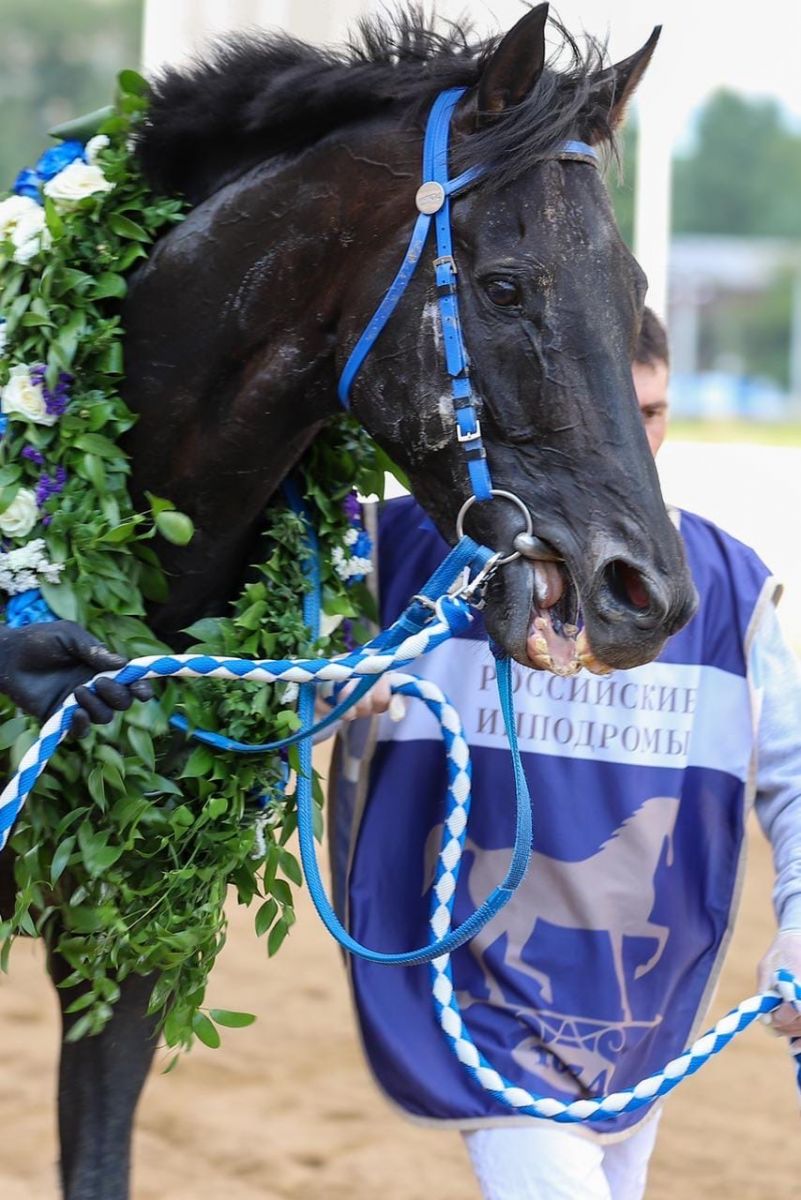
[4,0,801,423]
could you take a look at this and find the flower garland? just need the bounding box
[0,71,392,1057]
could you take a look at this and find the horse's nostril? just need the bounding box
[604,560,652,613]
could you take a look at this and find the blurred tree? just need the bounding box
[606,119,637,248]
[673,90,801,237]
[0,0,142,187]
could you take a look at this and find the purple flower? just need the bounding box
[22,446,45,466]
[342,491,361,523]
[341,619,356,652]
[35,465,67,507]
[29,365,71,418]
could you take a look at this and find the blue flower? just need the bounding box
[34,141,85,182]
[353,530,372,559]
[5,588,58,628]
[0,416,8,439]
[12,167,42,202]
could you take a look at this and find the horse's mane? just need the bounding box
[597,797,677,854]
[135,6,614,204]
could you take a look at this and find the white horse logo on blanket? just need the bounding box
[426,796,679,1024]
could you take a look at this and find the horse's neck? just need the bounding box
[121,151,352,637]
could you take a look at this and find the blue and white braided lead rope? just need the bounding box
[392,673,801,1122]
[0,597,471,849]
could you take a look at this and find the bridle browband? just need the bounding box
[337,86,598,509]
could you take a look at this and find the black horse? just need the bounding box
[1,8,696,1197]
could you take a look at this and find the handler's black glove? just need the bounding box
[0,621,153,739]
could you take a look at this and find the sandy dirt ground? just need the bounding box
[1,442,801,1198]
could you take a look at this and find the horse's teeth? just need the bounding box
[552,657,583,678]
[530,649,553,670]
[576,630,615,676]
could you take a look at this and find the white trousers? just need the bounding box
[463,1115,661,1200]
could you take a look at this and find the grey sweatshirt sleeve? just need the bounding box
[752,602,801,930]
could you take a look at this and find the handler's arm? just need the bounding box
[752,603,801,1032]
[752,603,801,932]
[0,621,152,738]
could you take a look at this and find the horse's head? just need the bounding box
[341,7,697,673]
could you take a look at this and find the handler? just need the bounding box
[327,309,801,1200]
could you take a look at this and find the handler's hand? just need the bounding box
[757,929,801,1036]
[314,676,406,727]
[0,621,153,739]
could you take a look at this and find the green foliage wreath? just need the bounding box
[0,71,392,1058]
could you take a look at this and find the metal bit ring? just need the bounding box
[456,490,533,566]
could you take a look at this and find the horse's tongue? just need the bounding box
[532,562,564,609]
[527,562,578,675]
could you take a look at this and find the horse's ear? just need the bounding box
[591,26,661,139]
[475,3,549,125]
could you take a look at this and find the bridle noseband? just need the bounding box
[338,86,598,555]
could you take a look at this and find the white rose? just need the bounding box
[0,195,39,242]
[85,135,110,165]
[0,488,38,539]
[0,321,6,359]
[43,161,114,212]
[10,205,50,265]
[1,365,57,426]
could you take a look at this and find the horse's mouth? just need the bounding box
[525,561,613,678]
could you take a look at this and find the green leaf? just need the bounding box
[50,104,115,142]
[82,453,107,493]
[146,492,175,516]
[108,213,150,242]
[209,1009,256,1029]
[101,520,139,544]
[50,837,76,886]
[98,341,124,375]
[4,293,30,333]
[278,849,302,887]
[267,919,290,957]
[192,1011,221,1049]
[65,1012,96,1043]
[44,198,64,241]
[254,898,278,937]
[0,465,22,489]
[117,68,149,98]
[0,715,29,752]
[39,581,79,622]
[74,432,126,459]
[127,726,155,771]
[180,746,214,779]
[207,796,228,820]
[91,272,128,300]
[170,805,195,828]
[155,510,194,546]
[270,878,294,907]
[183,617,224,644]
[115,243,147,272]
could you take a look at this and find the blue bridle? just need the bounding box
[337,86,598,504]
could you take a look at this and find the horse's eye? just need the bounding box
[485,277,522,308]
